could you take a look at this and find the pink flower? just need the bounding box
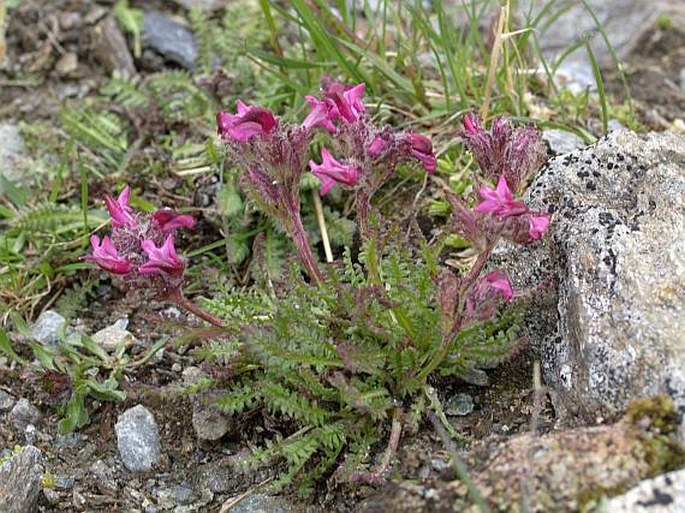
[460,114,546,193]
[484,270,514,302]
[408,133,436,174]
[86,235,131,275]
[465,269,514,321]
[324,82,365,123]
[475,175,527,219]
[463,113,478,135]
[104,186,136,229]
[527,214,550,240]
[216,100,277,142]
[368,135,388,157]
[302,96,336,133]
[152,209,197,233]
[139,234,185,276]
[309,148,361,195]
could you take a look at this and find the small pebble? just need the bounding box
[115,405,161,472]
[445,393,474,417]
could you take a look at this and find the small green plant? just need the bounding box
[0,445,24,467]
[0,324,166,433]
[84,80,550,493]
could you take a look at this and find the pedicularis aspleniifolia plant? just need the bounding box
[86,79,550,492]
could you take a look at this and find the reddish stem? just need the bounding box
[349,409,402,484]
[355,190,371,241]
[290,213,325,286]
[166,288,225,327]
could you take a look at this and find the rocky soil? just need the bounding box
[1,1,685,512]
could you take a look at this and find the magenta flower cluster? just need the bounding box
[216,78,437,283]
[85,186,196,295]
[436,113,550,337]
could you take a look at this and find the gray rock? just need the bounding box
[518,0,685,95]
[192,405,231,441]
[54,52,78,76]
[9,399,42,431]
[42,487,61,506]
[445,393,474,416]
[0,389,16,411]
[502,130,685,427]
[519,0,675,92]
[605,468,685,512]
[195,460,233,494]
[0,123,26,185]
[115,405,161,472]
[91,318,136,352]
[229,493,294,513]
[155,483,194,508]
[143,11,197,70]
[91,15,136,78]
[29,309,68,345]
[459,367,489,386]
[89,459,119,495]
[54,474,75,490]
[542,129,587,155]
[182,366,206,385]
[0,445,45,513]
[362,404,681,512]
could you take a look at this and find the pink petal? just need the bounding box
[152,209,197,232]
[528,214,550,239]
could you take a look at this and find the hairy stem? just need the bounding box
[355,189,371,241]
[417,241,496,383]
[349,408,402,484]
[290,212,325,285]
[166,288,225,327]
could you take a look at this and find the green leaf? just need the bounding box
[0,328,26,365]
[29,341,58,372]
[78,335,110,363]
[58,392,90,434]
[288,0,366,84]
[0,174,27,207]
[217,185,243,218]
[85,379,127,402]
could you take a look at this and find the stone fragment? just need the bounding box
[0,123,26,185]
[115,405,161,472]
[515,130,685,428]
[229,493,294,513]
[542,129,587,155]
[91,318,136,352]
[91,15,136,78]
[29,309,67,346]
[9,398,42,431]
[0,389,16,411]
[89,459,119,495]
[605,468,685,513]
[143,11,197,70]
[192,405,231,441]
[54,52,78,76]
[0,445,45,513]
[445,393,474,417]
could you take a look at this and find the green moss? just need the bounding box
[627,395,685,474]
[0,445,24,467]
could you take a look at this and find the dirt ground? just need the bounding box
[1,1,683,512]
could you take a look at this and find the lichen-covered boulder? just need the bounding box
[504,129,685,429]
[360,397,685,513]
[0,445,45,513]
